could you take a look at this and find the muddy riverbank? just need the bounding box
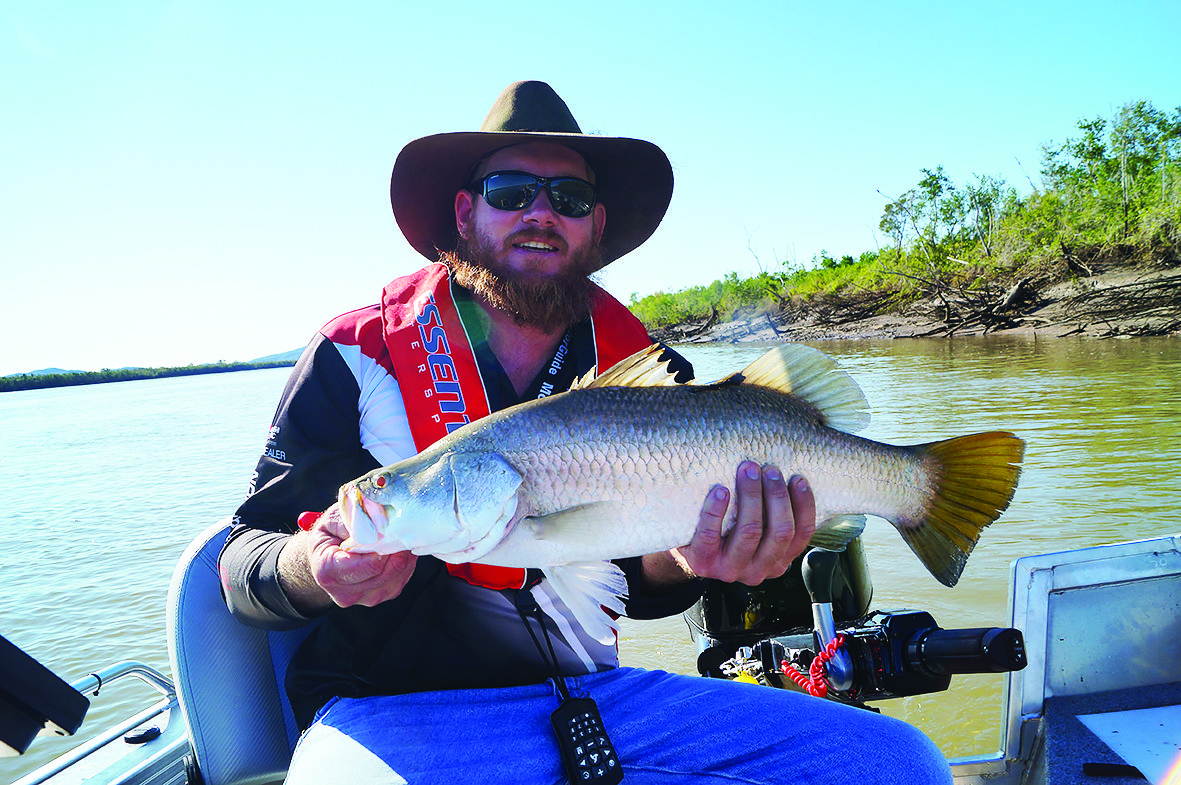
[652,261,1181,345]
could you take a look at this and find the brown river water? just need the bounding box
[2,336,1179,781]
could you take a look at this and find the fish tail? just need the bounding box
[901,431,1025,587]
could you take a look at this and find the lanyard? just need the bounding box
[511,586,625,783]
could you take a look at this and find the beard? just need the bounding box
[442,229,604,333]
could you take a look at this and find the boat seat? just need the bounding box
[167,520,315,785]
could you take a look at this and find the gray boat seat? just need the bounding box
[167,520,314,785]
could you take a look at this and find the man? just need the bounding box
[219,81,951,784]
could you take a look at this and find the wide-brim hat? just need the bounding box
[390,81,673,269]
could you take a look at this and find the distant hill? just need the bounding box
[251,348,304,364]
[5,350,303,380]
[20,367,82,377]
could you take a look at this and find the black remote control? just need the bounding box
[550,697,624,784]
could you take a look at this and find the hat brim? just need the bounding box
[390,131,673,269]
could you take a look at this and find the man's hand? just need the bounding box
[278,504,417,614]
[681,461,816,584]
[643,462,817,589]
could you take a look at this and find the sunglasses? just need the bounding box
[470,170,597,219]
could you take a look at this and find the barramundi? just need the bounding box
[338,344,1025,641]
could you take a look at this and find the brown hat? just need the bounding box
[390,81,673,269]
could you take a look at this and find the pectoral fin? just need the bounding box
[523,502,628,548]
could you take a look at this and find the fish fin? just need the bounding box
[574,345,682,390]
[898,431,1025,587]
[539,562,629,645]
[737,345,871,433]
[693,372,745,391]
[524,502,628,546]
[808,515,867,551]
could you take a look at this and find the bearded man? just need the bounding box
[445,145,606,336]
[218,81,951,784]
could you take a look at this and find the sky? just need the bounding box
[2,0,1179,376]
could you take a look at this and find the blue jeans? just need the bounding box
[285,667,951,784]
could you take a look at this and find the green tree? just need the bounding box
[880,166,966,265]
[1042,101,1181,244]
[963,174,1019,258]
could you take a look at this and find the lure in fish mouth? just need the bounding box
[333,343,1026,644]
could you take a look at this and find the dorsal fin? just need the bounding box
[736,345,870,432]
[574,343,870,434]
[573,345,682,390]
[695,371,745,391]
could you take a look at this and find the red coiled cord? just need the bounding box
[781,634,847,698]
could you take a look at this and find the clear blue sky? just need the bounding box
[3,0,1178,375]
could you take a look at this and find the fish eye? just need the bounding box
[373,475,388,489]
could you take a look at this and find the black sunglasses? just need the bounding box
[470,171,597,219]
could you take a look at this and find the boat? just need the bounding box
[5,521,1179,785]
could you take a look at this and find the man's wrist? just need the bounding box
[277,532,334,616]
[640,550,697,593]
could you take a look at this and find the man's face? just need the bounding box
[450,142,608,331]
[456,142,606,277]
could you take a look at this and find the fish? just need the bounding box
[337,344,1025,641]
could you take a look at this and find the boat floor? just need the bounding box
[1043,680,1181,784]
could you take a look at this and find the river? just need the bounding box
[2,336,1179,783]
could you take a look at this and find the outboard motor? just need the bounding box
[686,542,1027,703]
[686,540,873,661]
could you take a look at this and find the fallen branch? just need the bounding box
[1058,272,1181,336]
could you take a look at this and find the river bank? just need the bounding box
[652,260,1181,344]
[0,359,297,394]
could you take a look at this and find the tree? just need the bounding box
[879,166,966,265]
[963,174,1018,258]
[879,198,908,261]
[1041,101,1181,242]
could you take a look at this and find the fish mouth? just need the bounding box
[359,491,390,528]
[339,480,472,556]
[338,484,390,551]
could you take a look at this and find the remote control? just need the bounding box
[550,697,624,784]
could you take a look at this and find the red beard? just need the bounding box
[443,231,604,333]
